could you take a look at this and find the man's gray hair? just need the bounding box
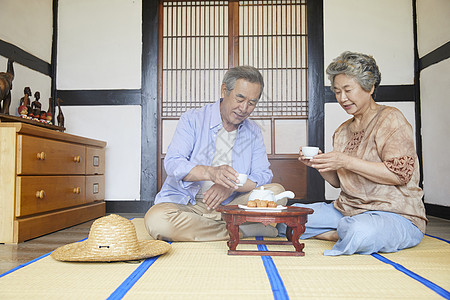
[326,51,381,99]
[222,66,264,99]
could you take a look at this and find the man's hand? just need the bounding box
[203,184,234,210]
[207,165,239,189]
[183,165,239,189]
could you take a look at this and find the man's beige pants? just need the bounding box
[144,183,287,241]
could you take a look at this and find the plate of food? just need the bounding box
[238,200,287,212]
[238,205,287,212]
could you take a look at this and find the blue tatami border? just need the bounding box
[0,237,88,278]
[426,233,450,244]
[256,236,290,300]
[107,253,168,300]
[372,247,450,299]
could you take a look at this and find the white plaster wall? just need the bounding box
[56,0,143,201]
[420,59,450,206]
[62,105,142,201]
[324,0,414,85]
[324,102,417,200]
[0,56,52,116]
[417,0,450,207]
[57,0,142,89]
[0,0,53,63]
[416,0,450,56]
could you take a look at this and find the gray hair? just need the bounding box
[222,66,264,99]
[326,51,381,99]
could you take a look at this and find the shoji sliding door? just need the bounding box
[158,1,308,199]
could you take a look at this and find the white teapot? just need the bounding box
[248,186,295,202]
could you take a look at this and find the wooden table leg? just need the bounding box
[226,218,240,251]
[286,226,293,242]
[291,223,305,253]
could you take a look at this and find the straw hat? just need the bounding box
[51,214,171,262]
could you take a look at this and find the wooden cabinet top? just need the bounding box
[0,122,106,148]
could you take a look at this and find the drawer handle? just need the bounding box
[35,190,45,199]
[73,187,81,194]
[73,156,81,163]
[36,152,46,160]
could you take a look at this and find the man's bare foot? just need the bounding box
[314,230,338,242]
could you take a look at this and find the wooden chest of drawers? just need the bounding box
[0,122,106,243]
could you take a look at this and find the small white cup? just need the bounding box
[236,173,248,186]
[302,146,319,159]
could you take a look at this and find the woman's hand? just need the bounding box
[309,151,350,173]
[298,147,323,167]
[306,150,402,186]
[299,147,341,188]
[203,184,235,210]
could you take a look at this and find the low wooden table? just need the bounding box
[216,205,314,256]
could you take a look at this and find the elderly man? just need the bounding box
[145,66,286,241]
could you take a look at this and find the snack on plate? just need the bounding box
[246,199,279,208]
[247,200,257,207]
[267,201,277,208]
[258,200,268,207]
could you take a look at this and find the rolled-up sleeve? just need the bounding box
[376,107,418,185]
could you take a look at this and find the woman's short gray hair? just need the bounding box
[222,66,264,99]
[326,51,381,98]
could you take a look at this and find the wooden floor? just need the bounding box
[0,214,449,275]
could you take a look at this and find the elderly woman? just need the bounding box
[279,51,427,256]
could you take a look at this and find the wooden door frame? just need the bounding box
[306,0,325,202]
[156,0,325,202]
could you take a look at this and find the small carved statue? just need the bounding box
[32,91,42,118]
[18,87,31,117]
[0,59,14,115]
[57,98,65,128]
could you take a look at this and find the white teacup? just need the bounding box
[302,146,319,159]
[236,173,248,186]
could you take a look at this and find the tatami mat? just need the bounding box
[381,236,450,292]
[269,238,446,299]
[0,218,448,299]
[0,255,146,299]
[123,242,274,299]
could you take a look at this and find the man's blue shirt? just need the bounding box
[155,99,273,205]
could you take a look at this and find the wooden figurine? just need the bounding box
[57,98,65,128]
[18,87,31,117]
[0,59,14,115]
[32,91,42,119]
